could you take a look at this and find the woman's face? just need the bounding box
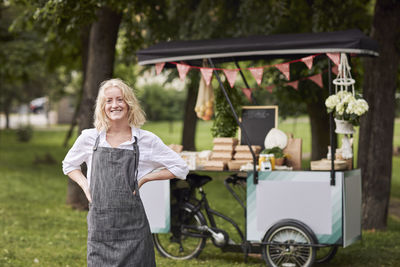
[104,86,128,122]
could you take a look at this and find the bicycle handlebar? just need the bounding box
[225,175,247,185]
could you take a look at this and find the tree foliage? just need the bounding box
[138,83,185,121]
[0,2,66,128]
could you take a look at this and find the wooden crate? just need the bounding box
[310,159,348,171]
[235,145,262,154]
[227,160,252,171]
[234,152,257,160]
[213,137,238,145]
[203,161,227,171]
[213,144,236,152]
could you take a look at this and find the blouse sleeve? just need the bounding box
[62,129,94,175]
[149,135,189,180]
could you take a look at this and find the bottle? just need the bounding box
[260,154,272,171]
[259,155,266,168]
[269,154,275,170]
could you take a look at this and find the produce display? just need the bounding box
[195,76,214,120]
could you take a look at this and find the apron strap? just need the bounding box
[133,136,140,183]
[93,135,100,151]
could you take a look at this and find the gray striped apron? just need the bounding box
[87,136,156,267]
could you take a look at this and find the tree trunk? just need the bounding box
[358,0,400,230]
[4,101,10,129]
[181,72,199,150]
[66,6,122,210]
[63,25,91,147]
[306,94,331,161]
[78,7,122,132]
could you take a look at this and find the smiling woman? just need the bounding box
[62,78,189,267]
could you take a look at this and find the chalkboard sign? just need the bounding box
[239,106,278,150]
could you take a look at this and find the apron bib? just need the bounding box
[87,136,156,267]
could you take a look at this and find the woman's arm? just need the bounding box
[67,169,92,203]
[138,169,175,189]
[145,134,189,180]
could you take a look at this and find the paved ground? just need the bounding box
[0,112,58,129]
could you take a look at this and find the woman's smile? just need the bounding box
[104,87,128,121]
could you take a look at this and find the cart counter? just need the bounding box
[247,170,362,247]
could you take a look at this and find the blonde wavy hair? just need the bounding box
[94,78,146,131]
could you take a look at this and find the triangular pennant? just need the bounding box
[275,63,290,80]
[248,67,264,85]
[308,74,323,88]
[241,88,253,102]
[326,53,340,66]
[266,85,275,93]
[301,56,314,70]
[287,80,299,90]
[200,68,213,86]
[155,62,165,75]
[176,63,190,81]
[332,65,339,75]
[223,69,238,88]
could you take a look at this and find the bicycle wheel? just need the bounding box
[153,203,207,260]
[261,220,316,267]
[315,246,338,264]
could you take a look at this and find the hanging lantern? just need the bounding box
[331,53,356,134]
[333,53,355,96]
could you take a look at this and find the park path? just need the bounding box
[0,112,57,129]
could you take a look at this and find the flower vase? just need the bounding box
[334,119,354,134]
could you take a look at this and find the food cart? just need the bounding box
[136,29,379,267]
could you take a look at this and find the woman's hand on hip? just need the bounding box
[138,169,175,189]
[67,169,92,203]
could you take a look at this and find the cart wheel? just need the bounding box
[315,246,338,264]
[261,220,316,267]
[153,203,207,260]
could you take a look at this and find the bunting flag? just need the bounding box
[176,63,190,81]
[275,63,290,80]
[326,53,340,66]
[223,69,239,88]
[308,73,323,88]
[200,68,213,86]
[248,67,264,85]
[241,88,253,102]
[301,56,314,70]
[155,62,165,75]
[287,80,299,90]
[332,65,339,75]
[266,85,275,93]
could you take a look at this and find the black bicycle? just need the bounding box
[152,173,338,266]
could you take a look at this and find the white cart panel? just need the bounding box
[247,171,360,245]
[140,179,170,233]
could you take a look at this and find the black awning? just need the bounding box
[137,29,379,66]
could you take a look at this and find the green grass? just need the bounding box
[0,119,399,266]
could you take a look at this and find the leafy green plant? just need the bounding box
[16,125,33,142]
[211,80,243,138]
[261,146,285,158]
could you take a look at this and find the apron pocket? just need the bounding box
[108,189,136,209]
[88,209,114,232]
[88,208,148,241]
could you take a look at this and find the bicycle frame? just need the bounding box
[181,176,264,256]
[197,186,245,242]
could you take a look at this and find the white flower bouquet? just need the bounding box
[325,91,369,126]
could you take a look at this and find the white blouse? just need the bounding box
[62,127,189,185]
